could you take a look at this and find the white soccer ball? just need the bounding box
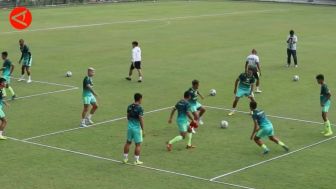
[210,89,217,96]
[220,120,229,129]
[293,75,299,81]
[66,71,72,77]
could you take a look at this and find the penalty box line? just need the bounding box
[210,135,336,181]
[8,137,255,189]
[204,105,335,127]
[22,106,173,141]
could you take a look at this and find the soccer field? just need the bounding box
[0,1,336,188]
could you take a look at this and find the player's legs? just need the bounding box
[292,50,298,67]
[228,97,240,116]
[126,63,135,80]
[123,140,132,163]
[322,105,333,136]
[167,119,188,151]
[25,66,32,83]
[80,104,90,127]
[134,143,143,164]
[269,135,289,152]
[286,49,291,67]
[18,65,25,81]
[5,81,16,100]
[0,117,7,140]
[186,127,195,149]
[253,135,269,154]
[136,69,143,82]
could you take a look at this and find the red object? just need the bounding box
[190,121,198,128]
[9,7,32,30]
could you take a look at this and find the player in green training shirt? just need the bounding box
[187,80,206,129]
[316,74,333,136]
[18,39,32,83]
[228,68,256,116]
[167,91,197,151]
[0,78,9,140]
[250,101,289,154]
[123,93,144,165]
[1,52,16,100]
[80,67,98,128]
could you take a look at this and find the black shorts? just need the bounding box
[253,71,259,80]
[130,61,141,70]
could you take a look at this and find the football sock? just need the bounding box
[169,136,183,144]
[135,155,140,161]
[139,76,142,81]
[8,87,15,96]
[123,153,128,159]
[81,119,86,124]
[261,144,268,150]
[87,114,92,120]
[187,133,192,146]
[0,131,3,136]
[278,141,286,146]
[325,120,332,132]
[28,76,31,80]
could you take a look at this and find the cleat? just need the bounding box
[186,145,196,149]
[80,123,88,128]
[228,111,235,116]
[282,145,290,152]
[263,148,270,155]
[18,77,25,82]
[138,80,142,83]
[321,130,327,134]
[122,158,128,164]
[85,118,94,125]
[125,77,131,81]
[0,135,7,140]
[166,142,172,152]
[27,79,32,83]
[324,131,333,137]
[134,160,143,165]
[294,65,298,68]
[255,89,262,93]
[286,64,290,68]
[11,95,16,100]
[198,119,204,125]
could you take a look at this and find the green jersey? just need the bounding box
[252,109,273,129]
[20,44,31,61]
[175,99,191,120]
[238,73,255,90]
[320,84,331,103]
[187,87,199,104]
[83,76,93,96]
[2,59,12,77]
[127,103,144,128]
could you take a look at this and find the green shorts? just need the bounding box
[127,126,143,144]
[256,126,274,138]
[22,57,32,67]
[83,95,97,105]
[3,75,10,84]
[236,87,253,98]
[190,101,202,113]
[322,100,331,113]
[177,118,189,133]
[0,107,5,118]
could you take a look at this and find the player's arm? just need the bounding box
[250,83,254,95]
[245,61,248,73]
[198,91,205,100]
[27,52,32,62]
[323,92,331,105]
[131,49,136,63]
[139,115,145,137]
[234,78,239,94]
[256,63,261,76]
[168,107,176,124]
[86,84,98,97]
[10,64,15,75]
[187,111,195,122]
[250,119,259,140]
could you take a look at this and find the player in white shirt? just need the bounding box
[126,41,143,82]
[245,49,262,93]
[286,30,298,68]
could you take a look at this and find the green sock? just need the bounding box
[261,144,268,150]
[187,133,192,146]
[278,141,285,146]
[326,120,332,132]
[8,86,15,96]
[2,88,6,97]
[169,135,183,144]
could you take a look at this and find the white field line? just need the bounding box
[0,9,287,35]
[210,135,336,181]
[12,77,77,88]
[22,106,173,141]
[204,105,335,126]
[5,87,78,102]
[8,137,255,189]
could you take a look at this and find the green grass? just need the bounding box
[0,1,335,189]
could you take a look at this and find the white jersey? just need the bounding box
[287,35,298,50]
[246,54,260,69]
[132,46,141,62]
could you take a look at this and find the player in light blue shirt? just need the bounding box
[250,101,289,155]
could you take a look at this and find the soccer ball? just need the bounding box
[220,120,229,129]
[293,75,299,81]
[66,71,72,77]
[210,89,217,96]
